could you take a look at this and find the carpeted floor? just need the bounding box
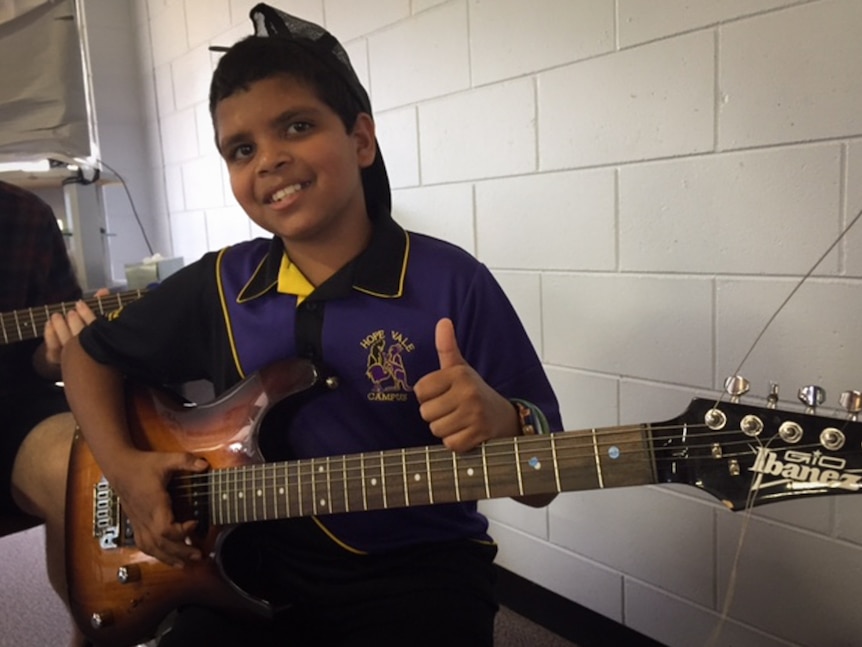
[0,525,579,647]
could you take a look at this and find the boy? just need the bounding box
[62,5,562,645]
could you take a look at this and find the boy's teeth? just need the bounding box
[271,183,302,203]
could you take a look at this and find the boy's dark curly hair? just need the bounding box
[209,36,364,133]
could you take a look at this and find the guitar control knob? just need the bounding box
[839,390,862,421]
[724,376,750,403]
[90,610,114,629]
[117,563,141,584]
[798,385,826,413]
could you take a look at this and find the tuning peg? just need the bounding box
[724,376,750,403]
[766,382,779,409]
[839,390,862,421]
[798,385,826,414]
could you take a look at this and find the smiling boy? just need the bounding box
[61,5,561,645]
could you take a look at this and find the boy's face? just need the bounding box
[214,74,376,247]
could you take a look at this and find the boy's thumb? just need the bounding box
[435,318,466,370]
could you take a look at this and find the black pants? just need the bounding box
[158,530,498,647]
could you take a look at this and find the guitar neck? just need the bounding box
[0,289,145,345]
[189,425,660,526]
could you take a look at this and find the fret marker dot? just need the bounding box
[318,466,325,473]
[222,494,228,501]
[238,492,244,498]
[371,478,378,486]
[528,457,541,470]
[279,487,285,495]
[608,446,620,460]
[467,467,475,477]
[257,489,262,497]
[413,474,421,482]
[320,499,327,508]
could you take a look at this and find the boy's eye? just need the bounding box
[285,121,312,135]
[229,143,254,161]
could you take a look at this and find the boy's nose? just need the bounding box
[256,144,292,175]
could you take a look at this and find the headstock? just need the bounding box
[652,378,862,511]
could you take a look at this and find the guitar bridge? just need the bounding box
[92,476,133,550]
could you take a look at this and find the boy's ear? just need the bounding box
[353,113,377,169]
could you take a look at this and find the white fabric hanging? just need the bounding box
[0,0,91,163]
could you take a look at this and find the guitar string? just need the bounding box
[168,429,857,501]
[706,203,862,647]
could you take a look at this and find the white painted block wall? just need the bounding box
[123,1,862,645]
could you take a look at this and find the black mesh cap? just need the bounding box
[248,3,391,220]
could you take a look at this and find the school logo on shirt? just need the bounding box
[361,329,414,402]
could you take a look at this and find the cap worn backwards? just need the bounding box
[248,3,392,220]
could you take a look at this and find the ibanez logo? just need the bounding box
[750,447,862,491]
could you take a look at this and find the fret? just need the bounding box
[425,447,434,504]
[341,455,350,513]
[240,466,249,522]
[362,453,385,511]
[452,453,461,502]
[223,469,232,525]
[211,470,221,525]
[515,438,558,495]
[13,309,22,341]
[514,437,524,496]
[310,459,319,515]
[296,459,305,517]
[452,450,487,501]
[324,456,333,514]
[593,425,656,488]
[379,451,387,509]
[550,434,561,492]
[429,446,458,503]
[360,453,368,510]
[381,450,407,509]
[253,465,262,522]
[258,464,267,520]
[481,445,490,500]
[26,308,37,338]
[401,449,410,508]
[590,428,605,488]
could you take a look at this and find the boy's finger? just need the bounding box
[434,318,466,370]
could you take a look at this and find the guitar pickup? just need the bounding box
[92,476,123,550]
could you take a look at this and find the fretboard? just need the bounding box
[0,289,145,345]
[193,426,658,526]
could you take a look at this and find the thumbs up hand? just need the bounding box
[413,318,520,453]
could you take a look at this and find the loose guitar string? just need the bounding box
[706,203,862,647]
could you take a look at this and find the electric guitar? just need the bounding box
[65,358,862,646]
[0,289,145,345]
